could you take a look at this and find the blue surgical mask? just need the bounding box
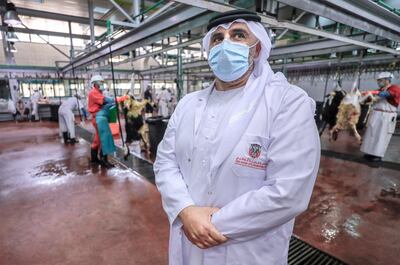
[99,84,105,91]
[377,80,386,88]
[208,40,257,82]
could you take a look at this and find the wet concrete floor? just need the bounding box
[0,121,169,265]
[1,121,399,265]
[294,155,400,265]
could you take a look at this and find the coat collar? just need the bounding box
[194,82,214,135]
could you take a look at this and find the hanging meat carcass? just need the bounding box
[319,84,346,134]
[329,88,373,144]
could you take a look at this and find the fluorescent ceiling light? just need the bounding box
[94,6,110,14]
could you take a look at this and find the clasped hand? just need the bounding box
[179,206,228,249]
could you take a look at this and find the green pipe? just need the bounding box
[106,19,112,36]
[132,0,165,20]
[374,0,400,16]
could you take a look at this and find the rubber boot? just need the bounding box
[69,138,79,144]
[91,148,100,164]
[62,132,69,143]
[99,153,114,169]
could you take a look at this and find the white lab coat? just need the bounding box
[58,97,80,139]
[158,89,172,117]
[154,68,320,265]
[361,97,397,157]
[30,91,41,120]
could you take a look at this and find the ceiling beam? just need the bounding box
[16,7,107,27]
[278,0,400,42]
[174,0,400,55]
[61,4,212,73]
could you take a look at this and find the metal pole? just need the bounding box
[68,21,74,60]
[108,45,127,151]
[177,33,183,100]
[0,0,15,65]
[322,67,330,102]
[88,0,95,46]
[133,0,140,24]
[71,63,83,122]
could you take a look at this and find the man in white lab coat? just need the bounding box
[154,10,320,265]
[361,72,400,162]
[30,88,42,121]
[158,86,171,117]
[58,93,83,144]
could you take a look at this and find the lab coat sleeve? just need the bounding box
[212,88,320,242]
[154,98,195,227]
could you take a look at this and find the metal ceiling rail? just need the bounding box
[270,53,396,70]
[132,34,379,73]
[100,32,381,72]
[61,4,212,73]
[278,0,400,42]
[139,53,396,76]
[272,34,379,56]
[173,0,400,55]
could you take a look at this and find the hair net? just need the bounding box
[377,72,394,80]
[202,19,272,77]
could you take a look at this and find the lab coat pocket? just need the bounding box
[388,114,397,134]
[231,135,270,180]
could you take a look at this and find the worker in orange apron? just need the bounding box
[88,75,106,165]
[88,75,129,168]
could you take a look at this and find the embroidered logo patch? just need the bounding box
[234,143,267,170]
[248,143,262,159]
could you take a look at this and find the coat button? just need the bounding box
[188,158,191,162]
[208,191,212,195]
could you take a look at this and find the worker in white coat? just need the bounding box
[30,88,42,121]
[158,86,171,117]
[154,10,320,265]
[58,93,83,144]
[361,72,400,162]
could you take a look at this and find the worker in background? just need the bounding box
[144,85,154,115]
[88,75,107,165]
[30,88,42,121]
[158,86,171,117]
[58,93,83,144]
[88,75,128,168]
[124,93,148,154]
[102,85,111,97]
[154,10,320,265]
[361,72,400,162]
[167,88,177,115]
[95,91,128,168]
[79,93,89,121]
[15,98,30,121]
[10,84,19,106]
